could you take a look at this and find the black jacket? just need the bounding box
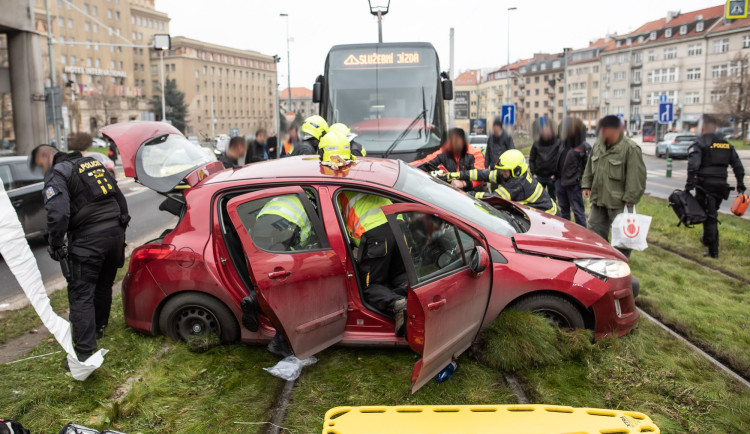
[529,137,561,177]
[688,133,745,192]
[290,138,318,156]
[420,146,482,191]
[246,140,267,164]
[218,153,240,169]
[485,130,515,169]
[557,122,591,187]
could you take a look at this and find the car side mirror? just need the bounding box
[442,79,453,100]
[469,246,489,277]
[313,81,323,103]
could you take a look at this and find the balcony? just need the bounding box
[631,96,641,103]
[631,78,642,85]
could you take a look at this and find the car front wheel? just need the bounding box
[512,294,586,329]
[159,293,239,344]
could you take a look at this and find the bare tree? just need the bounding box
[713,52,750,141]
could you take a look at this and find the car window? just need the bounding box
[675,135,695,142]
[234,193,323,253]
[11,163,44,188]
[394,211,472,284]
[663,134,677,141]
[0,164,13,191]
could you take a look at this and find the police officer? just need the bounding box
[291,115,329,156]
[30,144,129,363]
[686,115,746,259]
[450,149,559,215]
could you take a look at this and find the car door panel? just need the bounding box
[226,186,348,359]
[382,203,492,393]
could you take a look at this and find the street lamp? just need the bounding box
[280,14,292,115]
[368,0,390,43]
[506,7,516,106]
[153,34,171,123]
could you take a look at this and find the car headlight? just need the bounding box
[574,258,631,279]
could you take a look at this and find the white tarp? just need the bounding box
[0,181,106,379]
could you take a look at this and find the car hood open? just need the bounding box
[513,207,627,261]
[100,121,223,193]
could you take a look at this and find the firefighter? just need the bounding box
[329,122,366,157]
[30,144,129,364]
[292,115,329,156]
[450,149,558,215]
[320,132,408,335]
[686,114,746,259]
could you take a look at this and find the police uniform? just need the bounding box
[338,192,407,313]
[463,169,559,215]
[687,133,745,258]
[43,151,128,360]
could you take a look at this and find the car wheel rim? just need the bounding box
[173,305,221,340]
[533,308,572,329]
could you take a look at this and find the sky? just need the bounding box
[156,0,722,89]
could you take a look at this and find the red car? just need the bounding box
[102,122,639,392]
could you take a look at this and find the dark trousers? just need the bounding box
[536,176,557,201]
[359,224,408,313]
[588,204,631,259]
[696,186,724,256]
[555,180,587,228]
[67,227,125,358]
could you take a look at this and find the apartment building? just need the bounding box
[164,36,277,137]
[567,42,604,130]
[514,53,565,132]
[279,87,319,121]
[452,69,481,131]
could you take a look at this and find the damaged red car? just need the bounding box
[102,121,639,392]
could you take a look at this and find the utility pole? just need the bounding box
[449,27,454,128]
[160,50,166,122]
[368,1,390,43]
[44,0,62,150]
[209,81,215,138]
[280,14,292,113]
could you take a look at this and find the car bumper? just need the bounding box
[667,148,690,157]
[590,275,640,339]
[122,265,165,335]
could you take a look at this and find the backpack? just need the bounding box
[0,419,30,434]
[668,189,707,227]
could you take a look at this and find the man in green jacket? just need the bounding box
[581,115,647,258]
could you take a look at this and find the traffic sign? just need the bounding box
[730,117,736,123]
[285,111,296,123]
[501,104,516,126]
[658,102,673,124]
[659,94,668,103]
[727,0,749,19]
[229,128,239,137]
[616,113,625,125]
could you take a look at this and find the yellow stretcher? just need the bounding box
[322,404,660,433]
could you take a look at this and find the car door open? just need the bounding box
[382,203,493,393]
[226,186,349,359]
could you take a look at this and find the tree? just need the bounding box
[151,78,188,133]
[713,52,750,142]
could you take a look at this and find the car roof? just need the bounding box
[0,156,30,164]
[205,156,401,187]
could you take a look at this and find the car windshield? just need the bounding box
[394,162,517,237]
[140,134,215,179]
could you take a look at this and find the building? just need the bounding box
[32,0,277,139]
[279,87,318,122]
[163,36,277,137]
[567,41,605,130]
[451,69,481,132]
[515,53,565,132]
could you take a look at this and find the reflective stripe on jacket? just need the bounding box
[338,192,391,245]
[473,171,558,215]
[257,195,312,244]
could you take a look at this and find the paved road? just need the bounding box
[0,175,177,306]
[635,138,749,220]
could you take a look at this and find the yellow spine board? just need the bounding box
[322,404,660,434]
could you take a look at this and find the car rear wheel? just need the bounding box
[512,295,586,330]
[159,293,239,344]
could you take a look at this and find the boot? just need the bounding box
[241,293,259,332]
[267,332,293,358]
[393,298,407,337]
[703,251,719,259]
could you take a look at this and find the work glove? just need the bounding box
[447,172,461,181]
[47,245,68,262]
[685,182,695,193]
[737,182,746,194]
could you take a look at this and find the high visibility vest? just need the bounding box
[338,192,390,245]
[257,195,312,245]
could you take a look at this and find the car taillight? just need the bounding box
[128,244,175,274]
[672,141,679,144]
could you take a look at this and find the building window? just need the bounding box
[115,11,120,20]
[710,90,725,103]
[713,38,729,53]
[685,92,700,104]
[744,35,750,49]
[617,53,627,63]
[664,48,677,59]
[680,25,687,35]
[593,65,599,73]
[688,43,702,56]
[686,67,701,80]
[68,18,73,28]
[107,9,112,19]
[61,54,67,64]
[650,31,657,40]
[593,81,599,88]
[151,65,158,75]
[613,89,625,98]
[93,23,98,32]
[696,21,704,32]
[665,28,672,38]
[614,71,626,81]
[648,51,656,62]
[86,58,92,67]
[712,64,728,78]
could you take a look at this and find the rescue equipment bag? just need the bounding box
[668,189,707,227]
[731,192,749,216]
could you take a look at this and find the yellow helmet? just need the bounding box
[301,115,329,141]
[318,131,354,168]
[496,149,528,177]
[329,123,350,137]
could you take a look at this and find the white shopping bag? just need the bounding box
[611,206,651,251]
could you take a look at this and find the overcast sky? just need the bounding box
[157,0,721,89]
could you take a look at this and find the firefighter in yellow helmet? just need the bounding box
[323,133,407,335]
[329,123,366,157]
[449,149,559,215]
[292,115,329,156]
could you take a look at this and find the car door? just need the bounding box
[382,203,493,393]
[10,162,46,235]
[226,186,349,359]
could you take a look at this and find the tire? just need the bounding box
[512,294,586,330]
[159,293,239,344]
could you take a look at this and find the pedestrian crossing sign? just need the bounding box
[727,0,748,19]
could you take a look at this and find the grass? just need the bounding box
[631,248,750,378]
[482,313,750,434]
[85,147,110,155]
[0,259,130,345]
[728,139,750,150]
[284,347,516,431]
